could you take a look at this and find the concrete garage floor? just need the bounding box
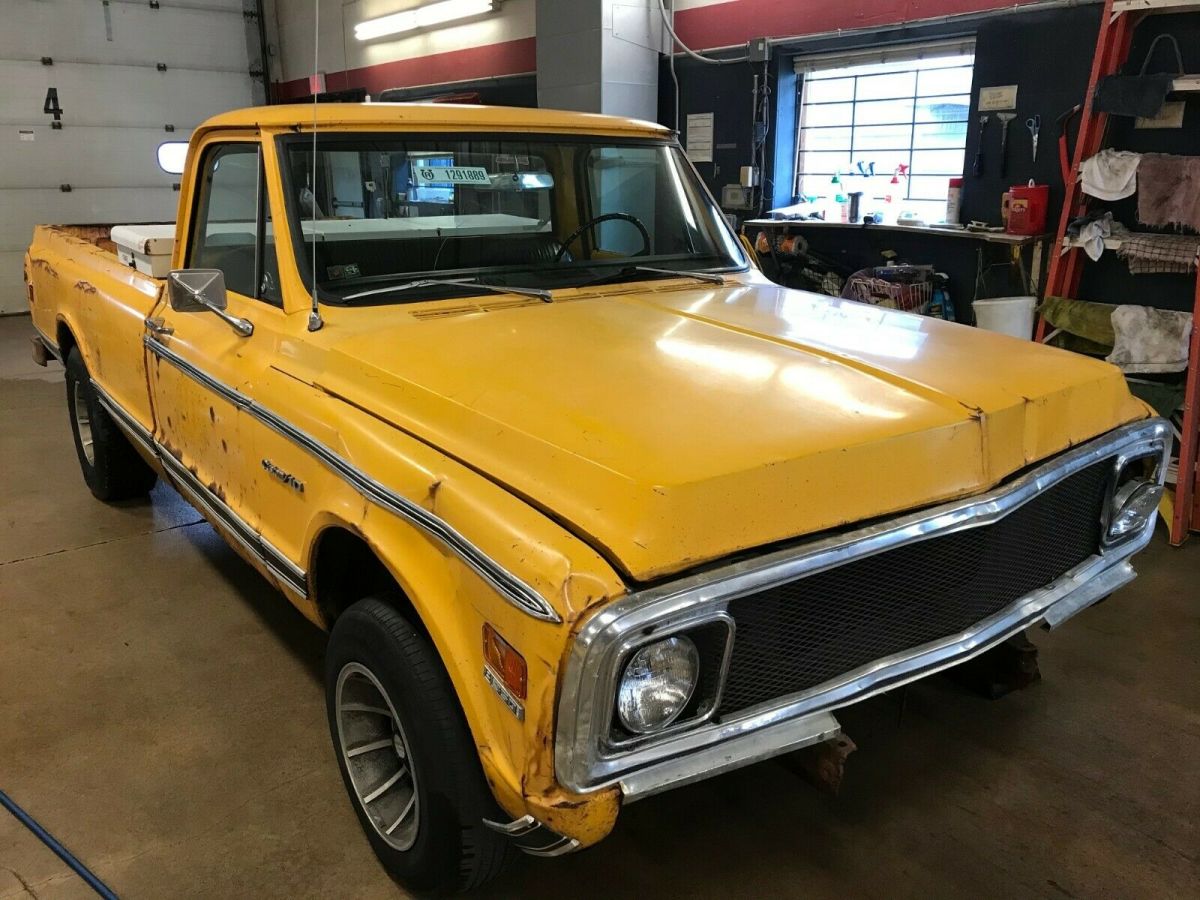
[0,315,1197,899]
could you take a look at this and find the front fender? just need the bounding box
[287,393,629,845]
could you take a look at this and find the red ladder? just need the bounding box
[1038,0,1200,546]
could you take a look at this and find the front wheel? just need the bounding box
[325,598,511,893]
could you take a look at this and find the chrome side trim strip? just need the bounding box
[91,379,308,600]
[157,450,309,599]
[555,418,1171,795]
[482,814,540,837]
[521,836,582,858]
[91,383,157,462]
[143,335,560,623]
[482,815,582,857]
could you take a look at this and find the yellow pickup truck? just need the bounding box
[24,103,1168,893]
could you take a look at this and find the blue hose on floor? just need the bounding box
[0,789,118,899]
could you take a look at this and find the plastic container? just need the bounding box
[111,223,175,277]
[972,295,1037,339]
[1006,182,1049,235]
[946,177,963,224]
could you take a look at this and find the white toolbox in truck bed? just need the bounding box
[110,224,175,277]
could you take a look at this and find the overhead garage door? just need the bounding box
[1,0,258,314]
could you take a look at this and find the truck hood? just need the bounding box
[310,279,1145,581]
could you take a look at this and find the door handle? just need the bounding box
[144,316,174,337]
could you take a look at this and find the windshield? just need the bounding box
[280,133,746,303]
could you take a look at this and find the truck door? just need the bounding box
[145,134,305,600]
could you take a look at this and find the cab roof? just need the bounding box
[197,103,673,139]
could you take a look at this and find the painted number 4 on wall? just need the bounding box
[44,87,64,125]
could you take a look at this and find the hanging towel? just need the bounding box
[1080,149,1142,201]
[1038,295,1117,355]
[1106,305,1193,374]
[1137,154,1200,232]
[1068,212,1127,261]
[1116,233,1200,274]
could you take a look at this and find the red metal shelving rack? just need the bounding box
[1038,0,1200,545]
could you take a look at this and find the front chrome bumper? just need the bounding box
[555,418,1171,801]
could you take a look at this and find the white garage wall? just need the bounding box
[1,0,259,315]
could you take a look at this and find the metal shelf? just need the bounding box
[1112,0,1200,19]
[1042,0,1200,545]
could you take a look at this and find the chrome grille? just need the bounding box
[719,459,1111,715]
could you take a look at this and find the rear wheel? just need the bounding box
[326,597,511,893]
[64,347,157,501]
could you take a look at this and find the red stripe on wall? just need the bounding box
[673,0,1049,51]
[274,1,1049,102]
[273,35,536,101]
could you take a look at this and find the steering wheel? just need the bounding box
[553,212,651,262]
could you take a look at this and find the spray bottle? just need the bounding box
[884,164,909,224]
[830,171,849,223]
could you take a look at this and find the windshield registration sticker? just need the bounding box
[413,166,490,185]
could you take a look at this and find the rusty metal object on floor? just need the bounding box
[947,630,1041,699]
[780,734,857,796]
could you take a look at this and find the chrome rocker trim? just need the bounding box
[555,418,1171,799]
[90,380,308,599]
[143,335,560,623]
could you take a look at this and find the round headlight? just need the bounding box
[616,636,699,734]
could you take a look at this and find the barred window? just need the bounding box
[794,43,975,222]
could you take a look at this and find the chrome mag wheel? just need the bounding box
[72,380,95,465]
[335,662,421,851]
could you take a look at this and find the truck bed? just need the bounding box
[25,223,168,413]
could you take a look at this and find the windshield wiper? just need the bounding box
[342,277,552,304]
[575,265,728,289]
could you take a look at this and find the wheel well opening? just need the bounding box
[56,322,76,359]
[311,527,426,635]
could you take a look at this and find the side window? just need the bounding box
[189,143,280,304]
[261,185,282,305]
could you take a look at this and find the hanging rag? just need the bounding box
[1068,211,1127,261]
[1080,149,1142,201]
[1106,305,1193,374]
[1137,153,1200,232]
[1116,233,1200,274]
[1094,34,1184,118]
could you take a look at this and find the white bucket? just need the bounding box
[973,295,1037,339]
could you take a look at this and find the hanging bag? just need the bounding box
[1093,33,1184,118]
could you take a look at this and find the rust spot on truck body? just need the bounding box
[30,258,58,278]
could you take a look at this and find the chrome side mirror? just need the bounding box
[167,269,253,336]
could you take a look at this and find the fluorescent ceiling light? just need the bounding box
[355,0,497,42]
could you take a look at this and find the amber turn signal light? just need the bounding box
[483,623,527,700]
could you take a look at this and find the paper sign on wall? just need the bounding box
[686,113,714,163]
[1136,102,1186,129]
[979,85,1018,111]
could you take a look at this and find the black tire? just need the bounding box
[326,597,512,894]
[64,346,157,501]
